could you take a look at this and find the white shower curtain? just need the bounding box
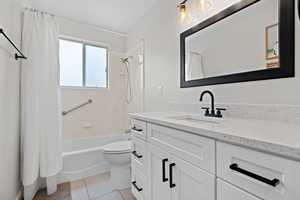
[21,9,62,199]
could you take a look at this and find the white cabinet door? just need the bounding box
[171,156,215,200]
[147,144,171,200]
[217,179,260,200]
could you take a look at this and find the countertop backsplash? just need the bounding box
[166,103,300,124]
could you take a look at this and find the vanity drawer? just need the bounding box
[131,137,147,175]
[131,166,146,200]
[217,142,300,200]
[131,119,147,140]
[147,123,215,174]
[217,179,260,200]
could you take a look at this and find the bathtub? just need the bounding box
[58,134,130,183]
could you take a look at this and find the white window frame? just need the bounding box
[59,36,109,89]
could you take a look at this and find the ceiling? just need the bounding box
[29,0,159,34]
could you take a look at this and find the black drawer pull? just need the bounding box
[162,158,168,182]
[229,163,280,187]
[132,181,143,192]
[132,126,143,132]
[169,163,176,188]
[132,151,143,159]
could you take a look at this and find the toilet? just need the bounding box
[102,140,132,190]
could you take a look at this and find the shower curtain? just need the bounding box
[185,51,205,80]
[21,9,62,200]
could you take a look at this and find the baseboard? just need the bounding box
[15,190,22,200]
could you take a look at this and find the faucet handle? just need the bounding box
[216,108,226,118]
[201,107,210,115]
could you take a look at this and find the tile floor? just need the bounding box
[33,183,71,200]
[33,172,136,200]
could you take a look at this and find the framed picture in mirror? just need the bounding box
[265,23,279,60]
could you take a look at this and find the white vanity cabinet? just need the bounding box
[146,123,215,200]
[131,119,147,140]
[131,165,147,200]
[147,144,171,200]
[217,179,260,200]
[131,121,216,200]
[147,143,215,200]
[170,155,215,200]
[131,137,147,175]
[130,118,300,200]
[217,142,300,200]
[131,122,148,200]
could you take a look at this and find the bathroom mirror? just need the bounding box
[180,0,295,88]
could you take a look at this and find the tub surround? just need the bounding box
[129,112,300,161]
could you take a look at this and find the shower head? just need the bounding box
[121,56,133,63]
[121,58,129,63]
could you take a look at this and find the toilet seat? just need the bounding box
[102,141,132,154]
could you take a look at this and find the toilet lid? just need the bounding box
[102,141,132,154]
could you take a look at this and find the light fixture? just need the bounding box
[197,0,212,12]
[177,0,212,23]
[178,0,188,23]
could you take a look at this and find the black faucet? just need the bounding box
[199,90,226,118]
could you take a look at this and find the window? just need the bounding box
[59,39,108,88]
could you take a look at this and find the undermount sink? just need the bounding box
[167,115,223,124]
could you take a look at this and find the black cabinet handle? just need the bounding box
[169,163,176,188]
[230,163,280,187]
[162,159,168,182]
[132,181,143,192]
[132,126,143,132]
[132,151,143,159]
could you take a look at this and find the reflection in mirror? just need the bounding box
[185,0,278,81]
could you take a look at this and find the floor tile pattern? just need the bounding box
[33,182,71,200]
[33,172,136,200]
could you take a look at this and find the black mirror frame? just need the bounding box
[180,0,295,88]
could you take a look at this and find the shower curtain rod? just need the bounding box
[0,28,27,60]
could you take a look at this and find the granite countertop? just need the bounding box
[129,112,300,161]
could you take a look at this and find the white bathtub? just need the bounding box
[58,134,130,183]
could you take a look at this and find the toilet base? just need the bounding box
[110,164,131,190]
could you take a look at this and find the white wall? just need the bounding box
[58,19,130,139]
[127,0,300,111]
[57,17,127,53]
[0,0,22,199]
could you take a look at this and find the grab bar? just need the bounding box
[62,99,93,116]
